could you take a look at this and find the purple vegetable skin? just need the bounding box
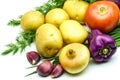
[37,61,53,77]
[88,29,117,62]
[51,64,63,78]
[26,51,40,65]
[111,0,120,9]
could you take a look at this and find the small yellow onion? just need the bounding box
[59,43,90,74]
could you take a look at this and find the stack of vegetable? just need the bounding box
[1,0,120,78]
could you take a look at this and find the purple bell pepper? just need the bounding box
[88,29,117,62]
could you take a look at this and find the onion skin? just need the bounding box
[26,51,40,65]
[51,64,63,78]
[37,61,53,77]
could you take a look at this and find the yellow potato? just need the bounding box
[45,8,70,28]
[59,20,88,44]
[63,0,89,24]
[36,23,63,57]
[21,10,44,31]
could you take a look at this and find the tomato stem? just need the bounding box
[100,7,105,12]
[98,7,108,16]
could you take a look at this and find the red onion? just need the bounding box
[37,61,53,77]
[51,64,63,78]
[26,51,40,65]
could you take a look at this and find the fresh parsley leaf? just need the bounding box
[7,19,20,26]
[1,31,35,55]
[7,15,22,26]
[36,0,66,15]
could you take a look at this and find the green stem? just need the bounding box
[26,65,38,69]
[25,71,37,77]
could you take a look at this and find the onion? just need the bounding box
[26,51,40,65]
[51,64,63,78]
[37,61,53,77]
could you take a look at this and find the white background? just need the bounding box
[0,0,120,80]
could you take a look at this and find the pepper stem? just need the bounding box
[103,48,109,55]
[99,47,111,58]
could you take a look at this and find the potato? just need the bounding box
[21,10,44,31]
[45,8,70,28]
[36,23,63,57]
[63,0,89,24]
[59,20,88,44]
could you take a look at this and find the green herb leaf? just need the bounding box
[25,71,37,77]
[7,15,22,26]
[1,31,35,55]
[42,56,59,66]
[26,65,38,69]
[7,19,20,26]
[2,43,19,55]
[2,48,13,55]
[36,0,66,15]
[109,22,120,47]
[53,56,59,66]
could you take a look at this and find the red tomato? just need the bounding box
[85,1,119,33]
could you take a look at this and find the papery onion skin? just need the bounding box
[37,61,53,77]
[26,51,40,65]
[51,64,63,78]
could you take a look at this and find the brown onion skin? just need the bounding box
[37,61,53,77]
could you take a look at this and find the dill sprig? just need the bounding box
[36,0,66,15]
[1,31,35,55]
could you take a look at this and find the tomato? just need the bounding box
[85,1,119,33]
